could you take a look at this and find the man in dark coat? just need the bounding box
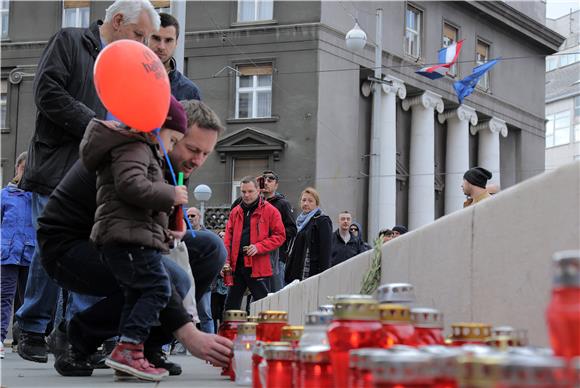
[330,211,364,266]
[16,0,160,364]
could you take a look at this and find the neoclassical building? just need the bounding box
[1,1,563,239]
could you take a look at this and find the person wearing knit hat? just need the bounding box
[462,167,493,208]
[157,95,189,153]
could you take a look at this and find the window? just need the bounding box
[151,0,170,13]
[1,0,9,39]
[238,0,273,23]
[63,1,90,28]
[546,111,571,147]
[1,80,7,129]
[235,64,272,119]
[476,39,490,90]
[442,23,458,77]
[405,5,422,58]
[231,158,268,201]
[546,56,558,72]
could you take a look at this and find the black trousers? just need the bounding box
[41,241,190,355]
[224,256,270,311]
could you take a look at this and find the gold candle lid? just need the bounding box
[299,345,331,364]
[247,316,259,323]
[486,335,517,350]
[223,310,248,322]
[264,344,295,361]
[237,322,258,336]
[258,310,288,323]
[280,325,304,342]
[379,304,411,323]
[334,297,379,321]
[450,322,492,341]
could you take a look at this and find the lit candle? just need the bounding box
[233,322,257,386]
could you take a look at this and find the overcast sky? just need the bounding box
[546,0,579,19]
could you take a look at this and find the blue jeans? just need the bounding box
[102,245,171,343]
[16,193,99,334]
[197,291,214,333]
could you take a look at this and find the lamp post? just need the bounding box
[345,8,385,241]
[193,184,212,226]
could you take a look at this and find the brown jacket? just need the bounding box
[79,120,175,252]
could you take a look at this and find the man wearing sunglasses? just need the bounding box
[259,170,297,292]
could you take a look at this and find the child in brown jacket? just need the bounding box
[79,96,188,381]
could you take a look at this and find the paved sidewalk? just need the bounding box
[0,350,232,387]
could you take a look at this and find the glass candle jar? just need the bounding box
[223,264,234,286]
[369,349,434,388]
[456,346,504,388]
[327,295,387,388]
[411,307,445,346]
[264,343,295,388]
[252,341,288,388]
[247,316,259,323]
[498,353,567,388]
[376,283,415,304]
[257,310,288,342]
[448,323,491,346]
[218,310,248,378]
[281,325,304,348]
[298,345,333,388]
[349,348,389,388]
[299,311,333,348]
[379,303,419,347]
[233,322,257,386]
[420,345,462,388]
[546,250,580,359]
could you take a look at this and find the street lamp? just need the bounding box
[193,184,212,226]
[345,9,385,241]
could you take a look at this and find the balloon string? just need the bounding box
[154,129,196,237]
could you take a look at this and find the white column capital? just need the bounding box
[438,105,478,126]
[382,75,406,99]
[470,117,508,137]
[402,90,444,114]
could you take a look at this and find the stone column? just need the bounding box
[438,105,478,214]
[375,76,406,234]
[402,91,444,230]
[470,118,508,187]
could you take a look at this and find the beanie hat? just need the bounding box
[392,225,408,235]
[162,96,188,135]
[463,167,492,189]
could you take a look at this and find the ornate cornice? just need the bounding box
[470,117,508,137]
[438,105,478,126]
[8,66,37,85]
[382,75,406,100]
[402,90,444,114]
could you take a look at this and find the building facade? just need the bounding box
[545,10,580,171]
[1,1,562,239]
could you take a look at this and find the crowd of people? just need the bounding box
[0,0,498,382]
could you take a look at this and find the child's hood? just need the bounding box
[80,119,152,171]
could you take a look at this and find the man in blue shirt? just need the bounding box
[149,13,201,101]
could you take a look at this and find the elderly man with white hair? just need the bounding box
[16,0,159,367]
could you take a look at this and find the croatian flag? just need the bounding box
[416,40,464,80]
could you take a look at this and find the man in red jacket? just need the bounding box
[223,176,285,310]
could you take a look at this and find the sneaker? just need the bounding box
[145,347,182,376]
[54,347,94,377]
[46,321,68,358]
[105,342,169,382]
[17,330,48,363]
[88,349,109,369]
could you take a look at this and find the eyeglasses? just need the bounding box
[188,214,197,218]
[262,175,277,182]
[349,228,358,232]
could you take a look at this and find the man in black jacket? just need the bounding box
[16,0,160,364]
[259,170,297,292]
[330,211,364,266]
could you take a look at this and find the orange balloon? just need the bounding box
[93,40,170,132]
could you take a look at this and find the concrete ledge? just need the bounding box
[250,162,580,345]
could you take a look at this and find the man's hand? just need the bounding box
[173,185,188,206]
[169,227,186,242]
[188,329,233,367]
[245,244,258,256]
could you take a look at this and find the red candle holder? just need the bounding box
[264,343,295,388]
[411,307,445,346]
[379,304,419,347]
[217,310,247,378]
[448,323,491,346]
[327,295,387,388]
[349,348,389,388]
[419,345,462,388]
[298,345,333,388]
[252,341,289,388]
[281,325,304,348]
[370,349,434,388]
[547,251,580,359]
[257,310,288,342]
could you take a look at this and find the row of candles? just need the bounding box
[216,250,580,387]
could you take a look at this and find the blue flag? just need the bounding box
[453,59,499,104]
